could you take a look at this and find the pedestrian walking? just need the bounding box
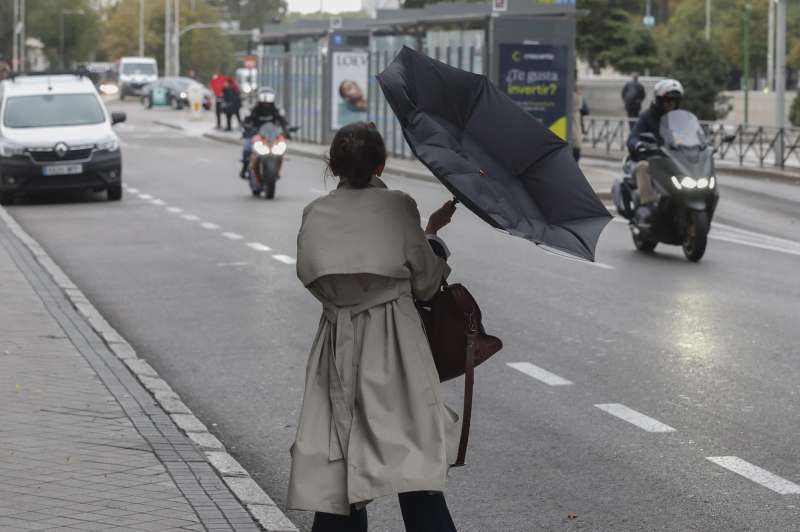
[210,74,225,129]
[573,78,589,162]
[222,79,240,131]
[289,121,462,531]
[621,73,646,129]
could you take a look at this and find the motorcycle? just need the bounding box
[612,109,720,262]
[243,123,297,199]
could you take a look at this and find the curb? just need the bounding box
[0,206,298,532]
[153,119,185,131]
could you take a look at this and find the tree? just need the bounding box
[102,0,235,82]
[576,0,646,73]
[0,0,100,68]
[596,9,659,74]
[664,36,730,119]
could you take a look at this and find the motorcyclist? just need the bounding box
[240,88,290,178]
[626,78,684,224]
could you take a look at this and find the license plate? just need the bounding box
[43,164,83,176]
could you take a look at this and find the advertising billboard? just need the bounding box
[331,51,368,130]
[499,44,569,140]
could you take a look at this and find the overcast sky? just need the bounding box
[286,0,363,14]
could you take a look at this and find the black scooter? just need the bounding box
[612,110,720,262]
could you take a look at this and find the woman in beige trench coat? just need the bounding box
[289,122,462,531]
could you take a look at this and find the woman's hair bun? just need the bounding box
[327,122,387,189]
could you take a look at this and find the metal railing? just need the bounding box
[584,116,800,170]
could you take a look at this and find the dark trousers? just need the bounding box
[215,100,223,129]
[311,491,457,532]
[626,106,641,131]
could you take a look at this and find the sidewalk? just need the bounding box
[0,207,297,531]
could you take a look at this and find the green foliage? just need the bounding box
[664,35,730,120]
[576,0,649,73]
[102,0,236,82]
[207,0,287,29]
[790,93,800,128]
[595,9,659,74]
[0,0,101,68]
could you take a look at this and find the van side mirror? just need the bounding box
[111,112,127,125]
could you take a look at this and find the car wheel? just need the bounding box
[0,192,14,206]
[107,184,123,201]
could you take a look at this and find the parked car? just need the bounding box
[141,77,212,110]
[0,72,126,205]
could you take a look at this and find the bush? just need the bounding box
[790,93,800,127]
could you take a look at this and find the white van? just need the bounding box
[118,56,158,100]
[0,73,126,205]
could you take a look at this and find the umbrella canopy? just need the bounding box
[376,47,611,262]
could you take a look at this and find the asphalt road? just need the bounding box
[7,102,800,531]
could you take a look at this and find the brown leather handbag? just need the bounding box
[416,281,502,466]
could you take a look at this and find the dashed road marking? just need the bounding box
[151,199,166,206]
[217,261,249,267]
[127,187,140,194]
[200,222,220,230]
[707,456,800,494]
[222,232,244,240]
[594,403,676,433]
[138,194,153,200]
[272,254,296,265]
[182,214,200,221]
[246,242,272,252]
[507,362,573,386]
[167,207,183,213]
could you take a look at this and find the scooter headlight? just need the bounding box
[271,141,287,156]
[709,176,716,189]
[671,176,683,190]
[253,140,270,155]
[696,177,709,189]
[680,176,698,189]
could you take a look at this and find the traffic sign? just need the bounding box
[643,15,655,28]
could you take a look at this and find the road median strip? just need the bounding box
[0,205,298,532]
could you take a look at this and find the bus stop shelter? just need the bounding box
[257,0,577,154]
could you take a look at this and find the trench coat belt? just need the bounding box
[321,283,411,461]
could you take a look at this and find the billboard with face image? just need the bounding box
[331,51,369,129]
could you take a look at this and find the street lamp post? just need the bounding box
[139,0,145,57]
[60,9,85,70]
[742,2,751,126]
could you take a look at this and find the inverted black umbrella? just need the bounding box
[376,47,611,262]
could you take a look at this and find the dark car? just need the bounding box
[141,77,212,110]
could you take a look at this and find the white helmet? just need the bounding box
[257,88,276,104]
[654,78,684,98]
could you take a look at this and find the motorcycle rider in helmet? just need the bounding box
[240,88,290,178]
[626,78,684,224]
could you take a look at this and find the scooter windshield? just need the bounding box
[660,110,706,149]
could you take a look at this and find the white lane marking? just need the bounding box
[707,457,800,494]
[246,242,272,252]
[217,261,249,267]
[167,207,183,213]
[182,214,200,221]
[272,254,297,265]
[198,157,212,163]
[594,403,676,433]
[127,187,139,194]
[507,362,573,386]
[200,222,220,230]
[222,232,244,240]
[138,193,153,200]
[150,199,166,206]
[710,234,800,258]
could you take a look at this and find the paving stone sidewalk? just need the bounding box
[0,216,262,531]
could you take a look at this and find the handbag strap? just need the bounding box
[454,310,478,467]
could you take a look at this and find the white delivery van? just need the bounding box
[118,56,158,100]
